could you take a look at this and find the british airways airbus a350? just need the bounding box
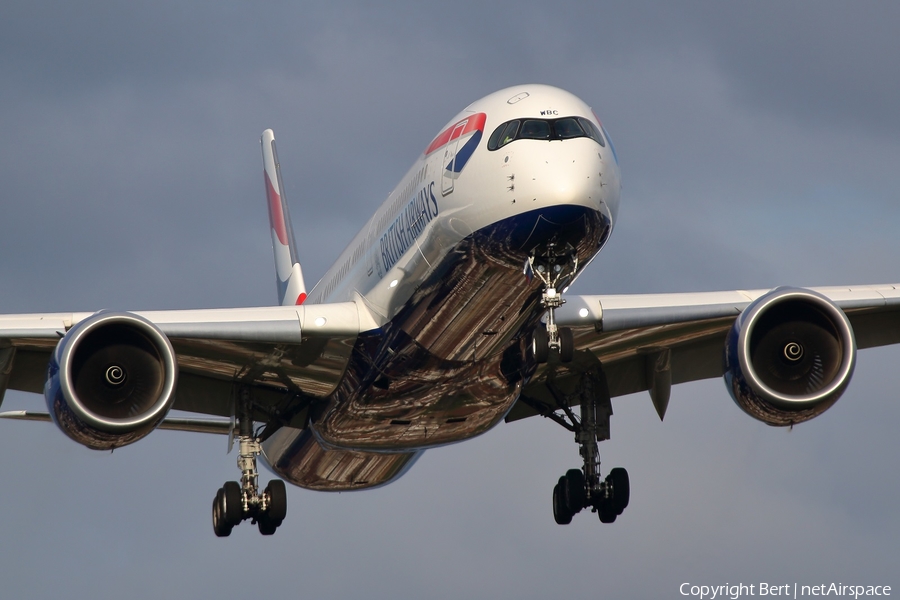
[2,84,898,536]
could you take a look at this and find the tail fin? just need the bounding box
[261,129,308,306]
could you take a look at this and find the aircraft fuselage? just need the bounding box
[263,85,621,490]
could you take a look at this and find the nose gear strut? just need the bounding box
[212,389,288,537]
[527,244,578,363]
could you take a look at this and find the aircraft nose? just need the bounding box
[515,140,611,212]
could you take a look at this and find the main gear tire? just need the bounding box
[598,502,617,524]
[607,467,630,515]
[265,480,288,523]
[562,468,586,514]
[212,489,233,537]
[552,480,573,525]
[222,481,243,526]
[258,516,278,536]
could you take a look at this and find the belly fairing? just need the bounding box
[262,426,422,491]
[310,204,611,451]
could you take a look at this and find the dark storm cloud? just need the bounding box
[1,2,899,598]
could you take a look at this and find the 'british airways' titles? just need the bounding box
[379,181,438,274]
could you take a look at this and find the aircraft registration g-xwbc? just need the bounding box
[1,84,899,536]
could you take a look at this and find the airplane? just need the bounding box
[2,84,898,536]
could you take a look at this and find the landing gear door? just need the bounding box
[441,120,467,196]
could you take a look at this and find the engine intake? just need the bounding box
[45,311,177,450]
[724,288,856,426]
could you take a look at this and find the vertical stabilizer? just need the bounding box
[261,129,307,306]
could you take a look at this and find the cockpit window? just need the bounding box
[554,118,584,139]
[577,117,606,147]
[489,120,520,150]
[487,123,505,149]
[500,120,519,146]
[520,119,551,139]
[487,116,606,150]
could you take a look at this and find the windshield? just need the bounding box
[487,116,606,150]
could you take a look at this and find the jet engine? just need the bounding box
[44,311,177,450]
[723,288,856,426]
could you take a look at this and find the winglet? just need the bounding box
[261,129,308,306]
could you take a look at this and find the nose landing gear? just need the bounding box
[527,246,577,364]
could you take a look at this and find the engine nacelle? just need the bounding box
[724,288,856,426]
[45,311,177,450]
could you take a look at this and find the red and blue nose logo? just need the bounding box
[425,113,486,176]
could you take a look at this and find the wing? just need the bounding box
[508,284,900,423]
[0,302,370,428]
[0,128,364,428]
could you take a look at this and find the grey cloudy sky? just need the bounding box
[1,2,898,598]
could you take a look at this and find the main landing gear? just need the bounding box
[527,245,577,364]
[519,364,630,524]
[550,367,629,524]
[212,394,288,537]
